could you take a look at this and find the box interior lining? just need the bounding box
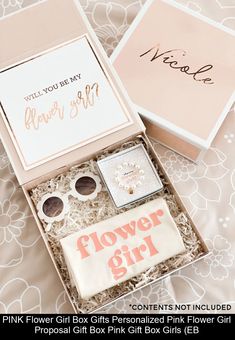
[29,135,207,313]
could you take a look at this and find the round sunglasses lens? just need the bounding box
[75,176,97,196]
[42,197,64,218]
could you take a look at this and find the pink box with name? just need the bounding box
[112,0,235,162]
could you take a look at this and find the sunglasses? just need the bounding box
[37,172,102,223]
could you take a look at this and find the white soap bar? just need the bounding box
[60,198,185,299]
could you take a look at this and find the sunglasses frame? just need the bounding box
[37,172,102,223]
[37,191,70,224]
[70,172,102,202]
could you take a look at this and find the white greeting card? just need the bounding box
[0,36,132,169]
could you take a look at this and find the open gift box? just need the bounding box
[0,0,209,313]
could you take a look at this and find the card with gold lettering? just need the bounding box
[0,36,132,170]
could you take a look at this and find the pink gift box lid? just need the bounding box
[112,0,235,159]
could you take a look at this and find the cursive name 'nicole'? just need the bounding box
[140,44,214,85]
